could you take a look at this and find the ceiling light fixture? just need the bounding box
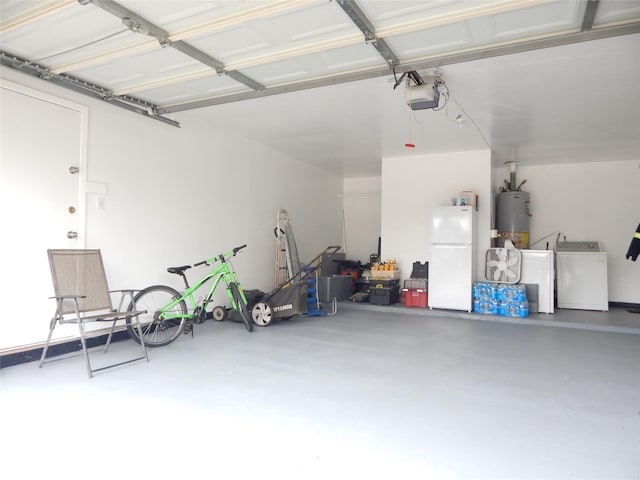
[0,0,76,34]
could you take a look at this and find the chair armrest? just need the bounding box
[48,294,87,300]
[110,289,140,312]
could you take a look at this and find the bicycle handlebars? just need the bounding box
[233,244,247,255]
[194,244,247,267]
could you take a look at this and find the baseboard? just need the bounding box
[0,330,131,369]
[610,301,640,310]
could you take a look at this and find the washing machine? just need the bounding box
[556,241,608,311]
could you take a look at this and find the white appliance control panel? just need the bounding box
[556,241,601,252]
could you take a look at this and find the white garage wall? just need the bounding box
[380,150,493,281]
[83,97,344,295]
[342,177,381,263]
[1,69,343,350]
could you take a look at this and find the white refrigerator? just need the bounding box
[429,206,477,311]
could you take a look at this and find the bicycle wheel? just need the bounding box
[127,285,188,347]
[229,282,253,332]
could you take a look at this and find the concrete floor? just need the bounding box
[1,304,638,480]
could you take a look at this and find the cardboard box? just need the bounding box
[370,269,400,280]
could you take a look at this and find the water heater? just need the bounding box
[496,191,530,248]
[496,161,530,248]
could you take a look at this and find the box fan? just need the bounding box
[485,243,522,284]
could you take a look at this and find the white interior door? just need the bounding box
[0,81,87,350]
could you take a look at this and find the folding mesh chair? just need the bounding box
[39,249,148,378]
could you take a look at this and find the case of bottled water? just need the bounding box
[473,282,528,317]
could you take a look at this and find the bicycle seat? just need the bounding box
[167,265,191,275]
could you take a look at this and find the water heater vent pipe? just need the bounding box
[507,161,517,190]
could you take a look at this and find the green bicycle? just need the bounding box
[127,244,252,347]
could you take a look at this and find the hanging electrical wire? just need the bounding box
[529,231,565,249]
[447,90,491,149]
[432,81,449,112]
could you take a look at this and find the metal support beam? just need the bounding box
[581,0,600,31]
[0,51,180,127]
[159,21,640,113]
[336,0,399,67]
[170,41,264,91]
[83,0,264,91]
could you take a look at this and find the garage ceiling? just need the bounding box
[1,0,639,177]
